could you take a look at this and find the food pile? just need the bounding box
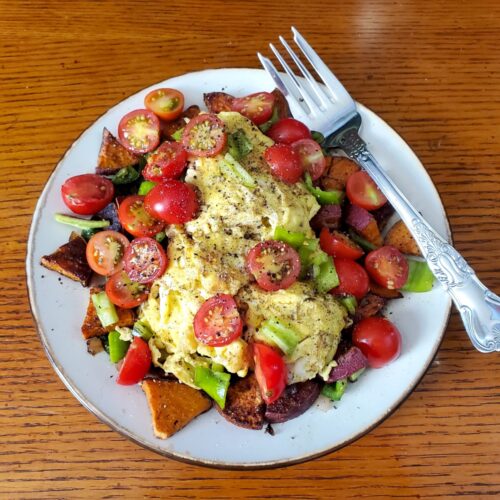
[41,86,434,438]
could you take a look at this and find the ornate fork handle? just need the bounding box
[329,125,500,353]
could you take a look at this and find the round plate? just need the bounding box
[26,68,452,469]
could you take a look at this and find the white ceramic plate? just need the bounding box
[27,68,452,469]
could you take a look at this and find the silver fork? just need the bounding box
[258,27,500,353]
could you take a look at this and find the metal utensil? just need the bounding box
[258,27,500,353]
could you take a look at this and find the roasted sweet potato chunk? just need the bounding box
[95,128,139,175]
[369,281,403,299]
[142,378,212,439]
[345,204,383,247]
[353,293,387,323]
[321,156,360,191]
[203,92,234,113]
[385,220,422,256]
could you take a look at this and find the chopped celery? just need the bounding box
[110,166,140,184]
[304,173,343,205]
[221,153,256,189]
[108,330,130,363]
[54,213,110,230]
[91,292,118,327]
[259,106,279,133]
[227,129,253,160]
[314,257,339,293]
[348,229,378,251]
[138,180,156,195]
[322,379,347,401]
[259,318,300,356]
[402,259,434,292]
[311,130,325,144]
[194,365,231,409]
[171,127,184,142]
[339,295,357,315]
[132,321,153,340]
[348,368,366,383]
[273,226,306,249]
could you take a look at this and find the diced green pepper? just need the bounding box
[348,368,365,383]
[322,379,348,401]
[311,130,325,144]
[110,166,140,184]
[54,213,110,230]
[91,292,118,328]
[81,227,101,241]
[273,226,306,249]
[338,295,357,315]
[194,365,231,409]
[258,106,279,133]
[171,127,184,142]
[299,238,328,268]
[314,257,339,293]
[259,318,300,356]
[211,362,225,373]
[138,180,156,195]
[154,231,166,243]
[304,173,343,205]
[221,153,256,189]
[132,321,153,340]
[108,330,130,363]
[402,259,434,292]
[227,129,253,161]
[348,230,378,251]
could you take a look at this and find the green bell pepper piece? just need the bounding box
[110,166,140,184]
[338,295,357,315]
[108,330,130,363]
[314,256,339,293]
[304,173,343,205]
[322,379,348,401]
[273,226,306,249]
[194,365,231,409]
[402,259,434,292]
[171,127,184,142]
[259,318,300,356]
[138,180,156,195]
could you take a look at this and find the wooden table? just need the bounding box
[1,0,499,497]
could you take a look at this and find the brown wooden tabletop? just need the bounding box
[1,0,499,498]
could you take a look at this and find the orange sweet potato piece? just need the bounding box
[95,128,139,175]
[321,156,360,191]
[385,220,422,256]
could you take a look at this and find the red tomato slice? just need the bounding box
[144,180,199,225]
[292,138,327,181]
[61,174,115,215]
[193,294,243,347]
[116,337,152,385]
[267,118,311,144]
[144,88,184,121]
[105,270,149,309]
[253,342,287,404]
[319,228,364,260]
[142,141,188,182]
[247,241,300,291]
[346,171,387,211]
[118,195,164,238]
[330,258,369,300]
[118,109,160,154]
[86,230,129,276]
[264,144,303,184]
[352,317,402,368]
[181,114,226,157]
[364,246,409,290]
[123,237,168,284]
[232,92,275,125]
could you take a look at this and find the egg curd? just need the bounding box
[140,111,347,388]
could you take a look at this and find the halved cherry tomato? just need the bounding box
[232,92,275,125]
[86,230,129,276]
[364,245,409,290]
[247,241,300,291]
[123,237,168,284]
[105,270,149,309]
[264,144,303,184]
[144,88,184,121]
[118,109,160,154]
[61,174,114,215]
[181,114,226,157]
[116,337,152,385]
[144,180,199,225]
[267,118,311,144]
[319,228,364,260]
[253,342,287,404]
[142,141,188,182]
[292,138,327,181]
[193,294,243,347]
[330,258,369,300]
[352,317,402,368]
[118,195,164,238]
[346,171,387,211]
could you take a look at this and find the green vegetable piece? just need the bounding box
[258,106,279,133]
[348,368,365,383]
[154,231,166,243]
[132,321,153,340]
[273,226,306,249]
[108,330,130,363]
[91,292,119,328]
[311,130,325,144]
[110,166,140,185]
[54,213,110,230]
[299,238,329,269]
[348,230,378,251]
[171,127,184,142]
[81,227,101,241]
[402,259,435,292]
[100,334,110,354]
[338,295,357,315]
[221,153,256,189]
[304,172,343,205]
[194,365,231,409]
[322,379,348,401]
[211,362,225,373]
[227,129,253,161]
[259,318,300,356]
[314,257,339,294]
[138,180,156,196]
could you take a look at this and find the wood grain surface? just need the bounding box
[1,0,499,498]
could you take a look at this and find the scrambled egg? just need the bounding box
[139,111,347,388]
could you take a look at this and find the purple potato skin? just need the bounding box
[327,346,368,383]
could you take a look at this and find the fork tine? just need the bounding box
[291,26,353,105]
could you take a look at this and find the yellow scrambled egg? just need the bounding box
[139,111,347,388]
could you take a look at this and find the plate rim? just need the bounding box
[26,67,453,469]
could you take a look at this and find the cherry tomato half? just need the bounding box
[247,241,301,292]
[364,245,409,290]
[116,337,152,385]
[123,237,168,284]
[118,195,164,238]
[86,230,129,276]
[61,174,115,215]
[118,109,160,154]
[232,92,275,125]
[292,138,327,181]
[346,171,387,211]
[253,342,287,404]
[330,257,369,300]
[142,141,188,182]
[352,317,402,368]
[267,118,311,144]
[193,294,243,347]
[105,270,149,309]
[181,114,226,157]
[144,180,199,225]
[144,88,184,121]
[319,228,364,260]
[264,144,303,184]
